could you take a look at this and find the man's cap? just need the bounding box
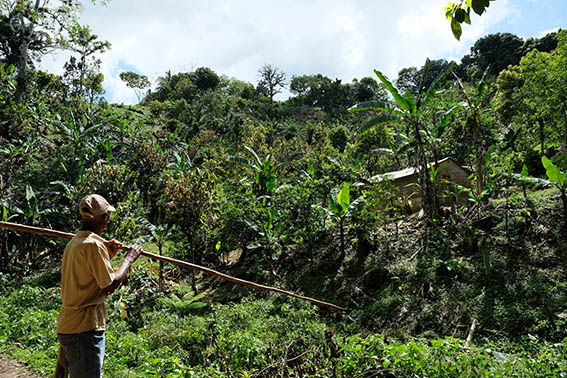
[79,194,116,219]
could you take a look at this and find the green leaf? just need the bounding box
[404,90,417,114]
[349,101,405,117]
[328,193,340,214]
[247,241,262,249]
[420,61,456,109]
[434,104,460,138]
[521,164,529,177]
[542,156,565,186]
[337,182,350,216]
[451,19,462,40]
[471,0,488,15]
[216,241,221,251]
[374,70,411,113]
[372,148,394,155]
[266,175,277,192]
[347,195,366,216]
[445,8,453,22]
[25,185,35,202]
[135,215,157,234]
[455,8,466,23]
[464,8,471,24]
[357,113,402,135]
[50,180,73,198]
[244,146,262,168]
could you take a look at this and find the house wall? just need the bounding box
[388,160,471,213]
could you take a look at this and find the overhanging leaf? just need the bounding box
[374,70,411,112]
[542,156,565,186]
[337,182,350,216]
[451,19,462,40]
[421,61,456,109]
[512,174,552,187]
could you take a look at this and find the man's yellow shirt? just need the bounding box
[57,231,115,334]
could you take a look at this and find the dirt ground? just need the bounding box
[0,357,39,378]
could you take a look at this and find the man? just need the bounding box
[54,194,142,378]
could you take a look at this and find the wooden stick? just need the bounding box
[464,317,478,349]
[0,221,345,311]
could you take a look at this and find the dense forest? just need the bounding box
[1,1,566,377]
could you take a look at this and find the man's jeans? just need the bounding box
[57,330,106,378]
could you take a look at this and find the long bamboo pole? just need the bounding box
[0,221,345,311]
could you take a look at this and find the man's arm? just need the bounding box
[104,246,142,295]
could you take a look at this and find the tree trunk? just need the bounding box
[563,110,567,151]
[339,217,345,261]
[561,189,567,230]
[0,232,7,272]
[431,145,441,217]
[157,242,164,289]
[538,117,546,157]
[473,112,484,196]
[15,0,41,103]
[414,120,435,219]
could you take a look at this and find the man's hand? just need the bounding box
[105,239,125,259]
[103,245,143,296]
[124,245,143,263]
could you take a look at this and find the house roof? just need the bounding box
[370,157,462,182]
[371,167,416,182]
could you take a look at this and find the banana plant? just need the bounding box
[226,146,278,197]
[313,183,365,260]
[349,60,456,219]
[134,215,178,288]
[51,116,101,182]
[244,203,284,261]
[453,69,493,195]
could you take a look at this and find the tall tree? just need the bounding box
[352,76,386,102]
[62,23,110,103]
[0,0,86,101]
[191,66,220,91]
[458,33,523,79]
[397,59,453,97]
[119,71,151,102]
[495,31,567,155]
[257,64,286,102]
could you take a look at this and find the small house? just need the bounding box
[370,157,471,213]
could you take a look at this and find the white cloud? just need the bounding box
[539,27,561,37]
[37,0,525,104]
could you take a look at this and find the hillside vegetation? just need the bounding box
[0,4,566,375]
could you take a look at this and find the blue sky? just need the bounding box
[495,0,564,37]
[39,0,566,104]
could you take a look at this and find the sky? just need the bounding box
[39,0,566,104]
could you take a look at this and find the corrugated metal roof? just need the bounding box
[371,167,416,182]
[370,157,459,182]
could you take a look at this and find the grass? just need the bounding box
[0,278,565,377]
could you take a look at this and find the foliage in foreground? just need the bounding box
[0,281,565,377]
